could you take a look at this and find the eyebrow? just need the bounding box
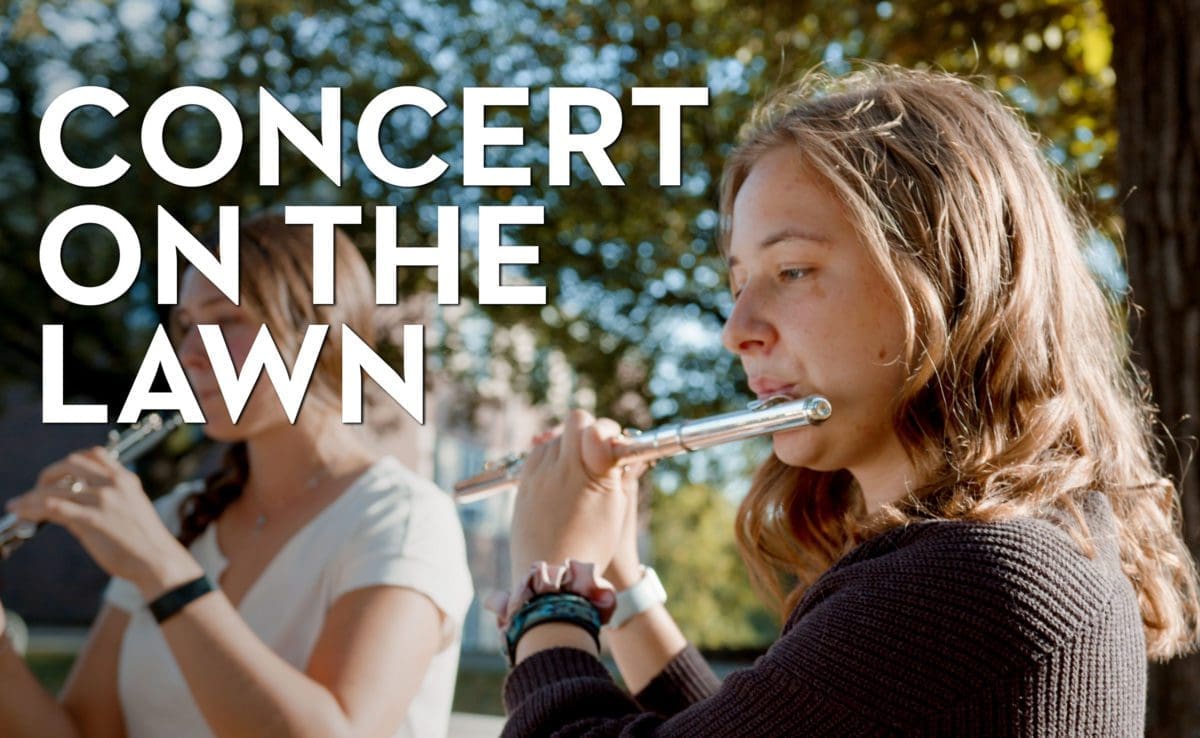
[726,228,830,267]
[173,295,236,319]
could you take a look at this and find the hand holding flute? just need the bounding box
[501,394,834,593]
[502,395,833,668]
[4,446,201,600]
[509,411,631,594]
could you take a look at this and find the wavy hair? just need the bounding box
[175,212,376,547]
[721,66,1200,660]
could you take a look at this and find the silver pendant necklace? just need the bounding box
[250,467,329,533]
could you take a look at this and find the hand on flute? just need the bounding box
[509,410,630,594]
[5,448,200,600]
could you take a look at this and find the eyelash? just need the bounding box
[731,267,811,300]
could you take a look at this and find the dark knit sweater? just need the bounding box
[501,493,1146,736]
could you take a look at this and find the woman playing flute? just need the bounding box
[496,66,1200,736]
[0,214,473,738]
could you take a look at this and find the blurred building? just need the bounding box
[0,386,112,624]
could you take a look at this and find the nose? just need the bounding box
[177,326,208,372]
[720,281,777,356]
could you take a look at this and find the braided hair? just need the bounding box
[177,443,248,547]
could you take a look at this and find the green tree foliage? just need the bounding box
[475,0,1120,422]
[649,482,776,649]
[0,0,1117,423]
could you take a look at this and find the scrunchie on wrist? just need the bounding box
[486,559,617,630]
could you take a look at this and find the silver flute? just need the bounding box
[0,412,185,560]
[454,394,832,503]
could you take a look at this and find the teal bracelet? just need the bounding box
[504,592,601,667]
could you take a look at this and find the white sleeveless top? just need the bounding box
[104,456,474,738]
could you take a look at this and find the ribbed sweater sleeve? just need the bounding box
[631,644,721,715]
[501,494,1146,737]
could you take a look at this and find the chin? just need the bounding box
[197,411,250,442]
[771,427,835,471]
[196,401,248,443]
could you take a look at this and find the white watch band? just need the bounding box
[607,566,667,630]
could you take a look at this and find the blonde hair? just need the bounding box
[721,66,1200,661]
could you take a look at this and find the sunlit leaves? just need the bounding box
[0,0,1118,424]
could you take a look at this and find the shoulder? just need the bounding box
[764,497,1144,729]
[341,456,464,540]
[898,500,1123,616]
[814,508,1121,631]
[327,457,473,626]
[780,498,1131,682]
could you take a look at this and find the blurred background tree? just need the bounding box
[650,481,776,650]
[0,0,1120,424]
[1106,1,1199,734]
[1,0,1195,730]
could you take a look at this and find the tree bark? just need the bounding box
[1107,0,1200,734]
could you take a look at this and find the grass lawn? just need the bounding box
[26,652,77,693]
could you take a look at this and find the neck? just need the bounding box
[850,432,921,515]
[242,409,373,510]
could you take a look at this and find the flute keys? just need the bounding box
[483,453,523,472]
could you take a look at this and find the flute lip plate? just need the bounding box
[746,394,796,410]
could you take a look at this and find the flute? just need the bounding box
[0,412,184,560]
[454,394,832,503]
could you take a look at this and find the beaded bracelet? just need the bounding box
[504,592,601,667]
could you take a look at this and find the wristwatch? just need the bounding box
[607,566,667,630]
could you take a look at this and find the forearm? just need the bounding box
[605,605,688,694]
[133,548,346,738]
[160,591,351,738]
[515,622,600,664]
[507,605,688,700]
[0,636,79,738]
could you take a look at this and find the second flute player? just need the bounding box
[495,66,1200,736]
[0,214,472,738]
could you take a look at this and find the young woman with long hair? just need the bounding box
[0,214,473,738]
[495,66,1200,735]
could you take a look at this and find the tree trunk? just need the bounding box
[1107,0,1200,734]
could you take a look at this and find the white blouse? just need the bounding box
[104,456,474,738]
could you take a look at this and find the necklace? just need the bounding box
[249,466,331,532]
